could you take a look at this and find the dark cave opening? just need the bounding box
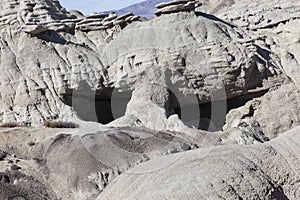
[95,88,133,124]
[62,83,132,124]
[62,82,268,130]
[168,89,269,131]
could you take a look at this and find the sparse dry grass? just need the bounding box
[0,122,24,128]
[43,120,78,128]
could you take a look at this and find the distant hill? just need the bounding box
[114,0,171,19]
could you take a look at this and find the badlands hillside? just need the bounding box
[0,0,299,199]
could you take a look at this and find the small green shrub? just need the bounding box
[43,120,79,128]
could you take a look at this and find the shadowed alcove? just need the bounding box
[61,82,132,124]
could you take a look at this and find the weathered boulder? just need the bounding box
[221,118,269,145]
[224,83,300,139]
[155,0,197,16]
[21,24,48,35]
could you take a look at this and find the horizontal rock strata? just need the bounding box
[155,0,197,16]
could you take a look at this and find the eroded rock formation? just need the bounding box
[0,0,299,199]
[155,0,198,16]
[0,0,289,130]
